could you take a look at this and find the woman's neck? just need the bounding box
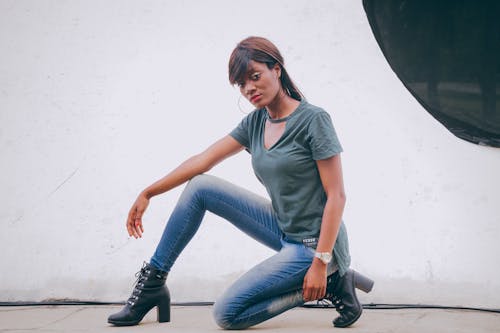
[265,91,300,120]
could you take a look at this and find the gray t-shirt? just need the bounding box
[230,99,351,275]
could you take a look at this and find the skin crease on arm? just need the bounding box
[126,135,244,239]
[302,154,346,302]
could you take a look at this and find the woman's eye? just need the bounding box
[236,73,260,88]
[251,73,261,81]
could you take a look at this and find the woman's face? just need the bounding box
[238,60,281,108]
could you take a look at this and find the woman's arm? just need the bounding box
[127,135,245,238]
[302,154,346,301]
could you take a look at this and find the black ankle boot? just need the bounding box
[325,269,374,328]
[108,262,170,326]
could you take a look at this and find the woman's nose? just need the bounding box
[244,82,256,95]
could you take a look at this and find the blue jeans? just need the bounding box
[150,174,336,329]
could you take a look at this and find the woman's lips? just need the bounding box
[250,94,262,103]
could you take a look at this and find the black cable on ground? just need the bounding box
[0,301,499,314]
[0,301,214,307]
[303,301,500,314]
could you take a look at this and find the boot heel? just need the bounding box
[353,270,374,293]
[157,296,171,323]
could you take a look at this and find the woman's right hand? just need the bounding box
[126,192,150,238]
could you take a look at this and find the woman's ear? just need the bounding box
[273,63,281,79]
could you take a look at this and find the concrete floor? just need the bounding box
[1,305,499,333]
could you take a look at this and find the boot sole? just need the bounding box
[108,318,141,326]
[333,308,363,328]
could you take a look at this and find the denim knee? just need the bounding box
[212,299,244,330]
[213,300,231,330]
[181,174,214,204]
[185,174,219,197]
[185,174,211,191]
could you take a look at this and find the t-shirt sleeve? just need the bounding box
[307,111,343,160]
[229,113,251,150]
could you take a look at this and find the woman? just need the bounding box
[108,36,373,329]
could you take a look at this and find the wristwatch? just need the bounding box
[314,252,332,264]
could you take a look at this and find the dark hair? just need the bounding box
[228,36,303,101]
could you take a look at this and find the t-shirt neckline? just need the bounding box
[264,99,306,124]
[261,99,306,151]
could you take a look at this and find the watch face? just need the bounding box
[316,252,332,263]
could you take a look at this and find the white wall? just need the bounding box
[1,0,499,308]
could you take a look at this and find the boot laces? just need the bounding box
[319,291,344,310]
[331,295,345,311]
[127,262,150,306]
[320,273,345,312]
[325,274,345,312]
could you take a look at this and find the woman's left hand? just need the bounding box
[302,260,328,302]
